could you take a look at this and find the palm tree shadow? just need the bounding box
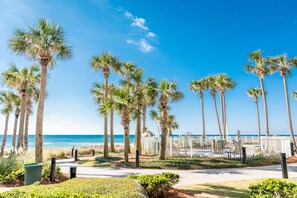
[182,184,250,198]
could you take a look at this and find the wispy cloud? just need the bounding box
[123,10,156,53]
[127,39,154,53]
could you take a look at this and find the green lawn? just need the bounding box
[75,153,281,170]
[180,178,297,198]
[0,178,148,198]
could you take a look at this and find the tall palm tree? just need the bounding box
[244,50,271,137]
[0,91,14,157]
[189,78,208,139]
[267,54,297,144]
[101,86,138,163]
[158,80,183,160]
[247,88,263,140]
[9,18,72,162]
[215,74,236,138]
[142,77,158,133]
[11,93,21,153]
[91,52,121,158]
[150,109,161,136]
[206,76,222,138]
[2,64,40,152]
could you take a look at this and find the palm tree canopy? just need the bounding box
[215,74,236,92]
[0,91,15,114]
[2,64,41,92]
[167,114,179,130]
[143,77,158,106]
[292,91,297,100]
[91,52,121,77]
[189,78,208,92]
[159,79,183,103]
[267,54,297,77]
[247,88,262,102]
[91,83,105,105]
[9,18,72,67]
[244,50,272,79]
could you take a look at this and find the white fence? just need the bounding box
[142,136,292,158]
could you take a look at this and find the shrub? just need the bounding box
[128,172,179,198]
[42,164,63,179]
[249,178,297,198]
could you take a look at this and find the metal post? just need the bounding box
[290,142,294,157]
[92,149,95,156]
[242,147,247,164]
[280,153,288,179]
[71,146,74,157]
[50,157,56,182]
[135,149,140,168]
[212,140,216,154]
[70,167,77,179]
[74,149,78,161]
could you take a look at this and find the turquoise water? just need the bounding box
[0,135,135,149]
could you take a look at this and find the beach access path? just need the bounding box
[56,158,297,187]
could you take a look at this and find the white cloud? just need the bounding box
[126,39,153,53]
[147,32,156,38]
[124,11,148,30]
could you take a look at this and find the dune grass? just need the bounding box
[180,178,297,198]
[0,178,148,198]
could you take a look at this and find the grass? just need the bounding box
[0,178,148,198]
[75,152,281,170]
[180,178,297,198]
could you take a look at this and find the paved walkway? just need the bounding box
[56,158,297,187]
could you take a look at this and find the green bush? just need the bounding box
[0,178,148,198]
[127,172,179,198]
[42,164,63,179]
[249,178,297,198]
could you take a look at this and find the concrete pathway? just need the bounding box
[0,187,14,193]
[56,158,297,187]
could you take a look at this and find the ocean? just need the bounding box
[0,134,291,150]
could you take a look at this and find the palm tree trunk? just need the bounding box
[142,104,146,133]
[110,109,115,152]
[35,63,47,163]
[24,111,30,150]
[213,96,222,138]
[103,77,109,158]
[220,92,226,138]
[124,125,129,163]
[283,76,295,144]
[135,101,141,153]
[17,88,27,151]
[1,113,10,157]
[159,99,168,160]
[255,101,261,141]
[199,94,206,140]
[222,92,227,138]
[259,77,269,137]
[12,111,19,153]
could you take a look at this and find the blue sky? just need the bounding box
[0,0,297,135]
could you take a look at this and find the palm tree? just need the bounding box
[142,77,158,133]
[91,52,121,158]
[268,55,297,144]
[206,76,222,138]
[247,88,263,140]
[9,18,72,162]
[158,80,183,160]
[189,78,208,139]
[215,74,236,138]
[101,86,138,163]
[244,50,270,137]
[150,109,161,136]
[11,93,21,153]
[167,114,179,137]
[0,91,14,157]
[2,64,40,152]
